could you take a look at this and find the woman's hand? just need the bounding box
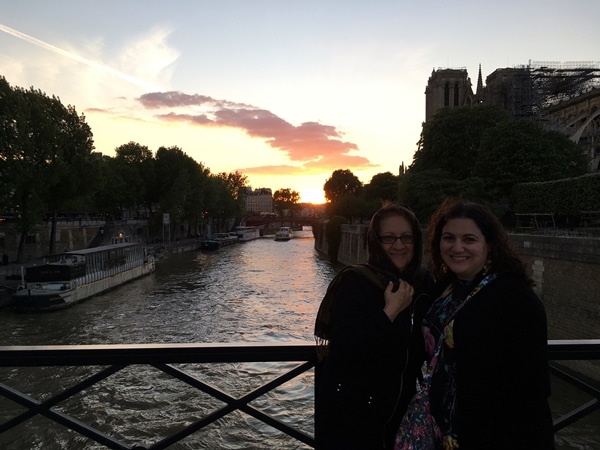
[383,279,414,322]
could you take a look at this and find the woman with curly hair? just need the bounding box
[395,198,554,449]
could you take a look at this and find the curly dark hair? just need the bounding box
[367,202,423,283]
[427,198,532,284]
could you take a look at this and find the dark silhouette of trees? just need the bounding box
[0,76,250,257]
[403,105,588,222]
[273,188,300,217]
[0,77,94,260]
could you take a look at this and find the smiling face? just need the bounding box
[378,215,415,272]
[440,218,490,281]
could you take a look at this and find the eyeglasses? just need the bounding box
[378,234,414,245]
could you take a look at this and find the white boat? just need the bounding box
[12,243,155,312]
[274,227,293,241]
[213,233,239,247]
[234,226,261,242]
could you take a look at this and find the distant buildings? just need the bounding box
[244,187,273,214]
[425,61,600,170]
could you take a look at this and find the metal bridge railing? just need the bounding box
[0,340,599,449]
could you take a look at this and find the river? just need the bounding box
[0,233,598,449]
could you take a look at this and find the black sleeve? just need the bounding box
[329,272,394,360]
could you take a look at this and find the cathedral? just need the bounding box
[424,61,600,170]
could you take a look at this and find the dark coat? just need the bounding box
[315,266,433,450]
[429,274,555,450]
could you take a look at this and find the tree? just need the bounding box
[221,170,249,218]
[410,105,510,179]
[323,169,362,203]
[399,169,491,223]
[113,142,154,218]
[154,146,201,239]
[405,105,588,218]
[44,100,95,254]
[0,81,95,259]
[273,188,300,217]
[363,171,399,203]
[475,119,587,199]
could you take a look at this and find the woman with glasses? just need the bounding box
[315,203,434,450]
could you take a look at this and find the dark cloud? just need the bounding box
[137,91,376,171]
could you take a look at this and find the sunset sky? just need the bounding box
[1,1,598,204]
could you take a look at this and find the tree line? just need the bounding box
[0,76,251,262]
[1,74,589,262]
[323,104,589,226]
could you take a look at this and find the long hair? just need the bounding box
[427,198,532,284]
[366,202,423,284]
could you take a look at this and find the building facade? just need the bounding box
[425,61,600,171]
[244,188,273,214]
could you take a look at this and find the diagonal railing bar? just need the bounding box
[0,364,125,432]
[0,382,130,450]
[550,363,600,432]
[151,361,316,448]
[0,341,598,449]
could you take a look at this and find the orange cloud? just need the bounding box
[137,91,377,172]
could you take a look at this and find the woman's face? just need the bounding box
[378,215,415,272]
[440,218,490,281]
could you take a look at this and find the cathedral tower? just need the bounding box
[424,68,476,122]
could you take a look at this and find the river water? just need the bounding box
[0,233,598,449]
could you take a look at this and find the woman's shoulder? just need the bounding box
[486,272,545,311]
[331,264,386,290]
[489,272,535,294]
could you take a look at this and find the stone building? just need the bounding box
[424,66,479,122]
[424,61,600,171]
[244,187,273,214]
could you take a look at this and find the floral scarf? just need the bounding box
[421,272,497,449]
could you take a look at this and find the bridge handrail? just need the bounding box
[0,340,599,449]
[2,340,600,365]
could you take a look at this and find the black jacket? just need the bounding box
[429,274,555,450]
[315,265,433,450]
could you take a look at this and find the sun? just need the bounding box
[299,188,326,205]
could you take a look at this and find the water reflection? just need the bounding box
[1,236,598,448]
[1,236,335,449]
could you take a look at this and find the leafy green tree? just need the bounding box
[0,77,21,213]
[0,81,94,259]
[475,120,587,199]
[411,105,510,179]
[221,170,248,218]
[92,153,129,219]
[154,146,200,239]
[205,173,235,233]
[363,171,399,203]
[113,142,153,217]
[323,169,363,202]
[44,100,95,254]
[323,169,364,220]
[405,105,588,218]
[399,169,491,223]
[273,188,300,217]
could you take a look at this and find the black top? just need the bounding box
[315,265,433,450]
[428,274,555,450]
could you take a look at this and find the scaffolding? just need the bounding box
[506,61,600,120]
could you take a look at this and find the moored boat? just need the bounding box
[200,239,220,251]
[274,227,293,241]
[234,226,261,242]
[214,232,239,247]
[12,243,155,312]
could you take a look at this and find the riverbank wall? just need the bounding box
[314,222,600,381]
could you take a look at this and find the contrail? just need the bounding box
[0,23,160,91]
